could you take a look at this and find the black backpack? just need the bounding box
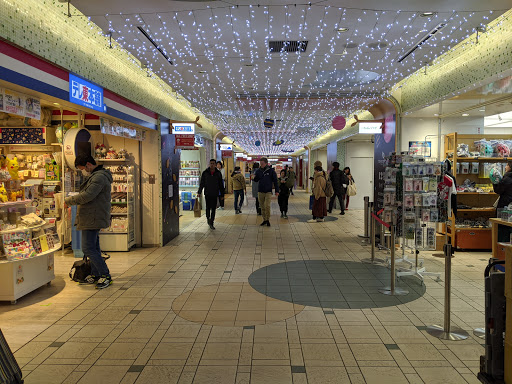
[69,253,110,283]
[0,329,23,384]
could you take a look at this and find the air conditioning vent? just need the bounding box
[268,40,308,53]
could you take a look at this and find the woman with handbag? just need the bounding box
[308,161,328,223]
[344,167,356,209]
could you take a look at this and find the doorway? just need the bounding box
[346,156,373,210]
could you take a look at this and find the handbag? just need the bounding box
[69,256,91,283]
[347,180,357,196]
[193,197,202,217]
[309,195,315,210]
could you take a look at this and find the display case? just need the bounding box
[443,133,512,249]
[0,200,58,303]
[179,158,201,211]
[98,160,136,251]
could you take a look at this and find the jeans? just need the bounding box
[329,191,345,213]
[255,197,260,213]
[205,196,218,223]
[82,229,110,277]
[278,193,289,213]
[234,189,244,211]
[258,192,272,221]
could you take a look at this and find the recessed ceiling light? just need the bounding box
[462,113,470,116]
[434,113,439,116]
[479,109,485,112]
[198,70,207,73]
[420,12,436,17]
[337,27,349,33]
[244,64,253,67]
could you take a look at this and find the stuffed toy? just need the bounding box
[0,184,8,202]
[7,157,19,180]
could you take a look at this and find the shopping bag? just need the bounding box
[244,194,249,206]
[309,195,315,210]
[347,180,357,196]
[194,198,202,217]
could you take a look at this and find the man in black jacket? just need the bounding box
[253,157,279,226]
[198,159,225,230]
[328,162,348,215]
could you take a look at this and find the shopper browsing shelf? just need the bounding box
[308,161,328,223]
[493,161,512,208]
[278,169,292,219]
[216,161,225,210]
[198,159,225,230]
[64,154,113,289]
[231,166,246,214]
[252,162,261,215]
[253,157,279,226]
[328,162,349,215]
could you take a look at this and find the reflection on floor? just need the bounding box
[0,191,487,384]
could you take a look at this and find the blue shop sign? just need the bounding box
[69,74,105,113]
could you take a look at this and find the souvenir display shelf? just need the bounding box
[179,160,200,211]
[443,133,512,249]
[0,201,58,303]
[98,161,136,252]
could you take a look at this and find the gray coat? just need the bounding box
[251,170,259,198]
[65,166,113,230]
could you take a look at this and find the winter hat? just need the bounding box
[314,161,322,168]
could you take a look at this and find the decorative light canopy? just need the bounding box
[93,4,497,154]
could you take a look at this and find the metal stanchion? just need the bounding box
[427,243,469,340]
[362,210,386,264]
[358,197,370,243]
[378,225,409,295]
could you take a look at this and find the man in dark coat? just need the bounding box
[198,159,225,230]
[254,157,279,226]
[328,162,349,215]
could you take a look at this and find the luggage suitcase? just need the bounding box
[0,329,23,383]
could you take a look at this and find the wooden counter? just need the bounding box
[490,218,512,261]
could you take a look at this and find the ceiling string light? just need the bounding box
[90,4,499,154]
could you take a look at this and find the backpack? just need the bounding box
[323,173,334,198]
[0,329,23,384]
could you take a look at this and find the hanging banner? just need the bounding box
[0,88,41,120]
[373,115,396,213]
[25,96,41,120]
[100,118,146,141]
[175,134,195,149]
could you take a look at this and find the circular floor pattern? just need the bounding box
[293,215,338,223]
[171,282,305,327]
[248,260,426,310]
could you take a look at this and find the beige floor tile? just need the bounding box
[251,366,292,384]
[252,343,290,360]
[135,366,182,384]
[349,344,393,361]
[398,343,447,361]
[447,344,484,361]
[151,342,193,360]
[360,367,408,384]
[302,344,342,362]
[77,365,129,384]
[415,367,468,384]
[24,364,76,384]
[202,342,241,360]
[193,365,237,384]
[72,325,116,340]
[101,342,146,360]
[305,366,350,384]
[298,325,333,339]
[52,342,99,360]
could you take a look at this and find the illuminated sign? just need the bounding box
[172,123,195,134]
[219,144,233,150]
[69,74,105,113]
[359,122,383,134]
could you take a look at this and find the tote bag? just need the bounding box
[346,180,357,196]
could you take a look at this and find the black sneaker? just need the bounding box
[327,210,332,214]
[266,221,271,227]
[96,276,113,289]
[260,221,267,226]
[340,211,345,215]
[209,223,216,230]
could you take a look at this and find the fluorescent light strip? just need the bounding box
[137,26,174,65]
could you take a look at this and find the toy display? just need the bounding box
[490,166,503,184]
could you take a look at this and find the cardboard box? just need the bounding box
[435,233,446,252]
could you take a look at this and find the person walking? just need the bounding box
[344,167,354,210]
[308,161,328,223]
[64,154,113,289]
[328,162,349,215]
[287,165,296,196]
[278,169,292,219]
[254,157,279,226]
[231,166,246,214]
[217,161,225,210]
[252,162,261,215]
[198,159,225,230]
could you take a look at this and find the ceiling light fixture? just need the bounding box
[337,27,349,33]
[136,26,173,65]
[198,70,207,74]
[420,12,436,17]
[462,113,470,117]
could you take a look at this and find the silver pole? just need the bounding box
[379,225,409,295]
[362,207,386,264]
[358,196,370,240]
[427,243,469,340]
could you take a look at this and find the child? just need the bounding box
[278,169,291,219]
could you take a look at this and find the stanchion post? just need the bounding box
[378,225,409,296]
[358,196,370,241]
[362,207,386,264]
[427,243,469,340]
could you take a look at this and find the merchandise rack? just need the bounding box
[179,160,201,211]
[443,133,511,249]
[98,160,136,251]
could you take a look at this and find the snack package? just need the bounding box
[429,178,438,191]
[414,194,423,207]
[426,164,434,175]
[430,209,439,222]
[471,162,479,174]
[405,178,414,192]
[422,209,430,222]
[414,179,423,192]
[404,194,414,208]
[460,163,470,174]
[422,177,430,192]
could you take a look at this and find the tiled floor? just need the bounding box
[0,191,488,384]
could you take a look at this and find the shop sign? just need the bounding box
[0,88,41,120]
[219,144,233,150]
[175,134,195,149]
[359,122,383,134]
[69,73,105,113]
[221,150,232,158]
[194,135,204,147]
[100,118,146,141]
[172,123,195,135]
[409,141,431,157]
